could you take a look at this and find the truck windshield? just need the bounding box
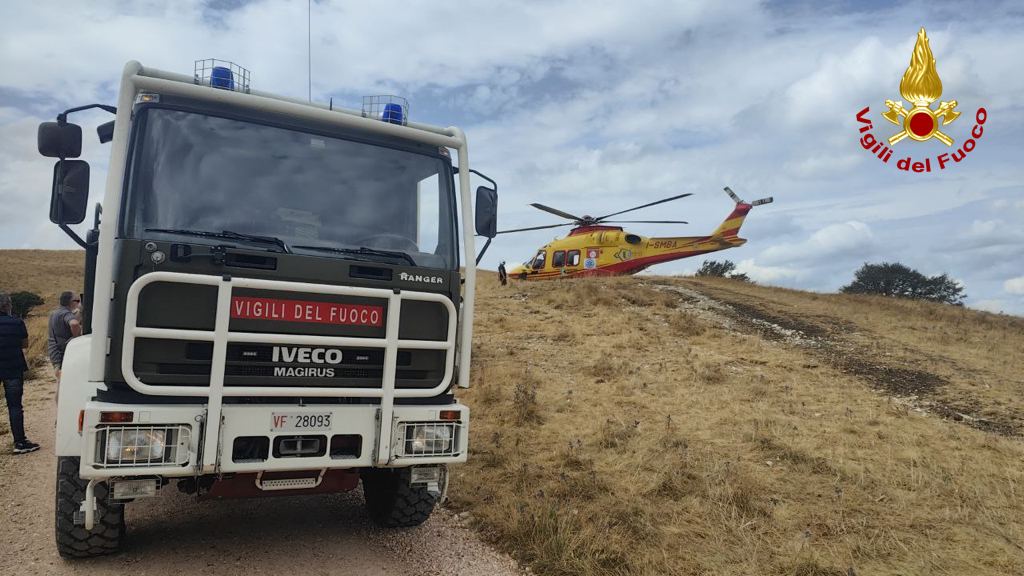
[122,108,457,269]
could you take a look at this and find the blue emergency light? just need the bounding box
[210,66,235,90]
[382,103,404,124]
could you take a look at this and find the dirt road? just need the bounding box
[0,379,523,576]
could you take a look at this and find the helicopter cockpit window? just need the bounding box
[531,251,546,270]
[552,250,565,268]
[567,250,580,267]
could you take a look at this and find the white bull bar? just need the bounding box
[121,271,457,471]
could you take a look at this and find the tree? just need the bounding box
[696,260,751,282]
[697,260,736,277]
[9,291,44,318]
[840,262,965,305]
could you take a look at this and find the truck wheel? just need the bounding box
[55,457,125,558]
[361,468,437,528]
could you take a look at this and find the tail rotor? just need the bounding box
[724,186,773,207]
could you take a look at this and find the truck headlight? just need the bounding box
[93,425,191,468]
[407,424,453,455]
[104,428,167,463]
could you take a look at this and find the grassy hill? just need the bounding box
[453,274,1024,575]
[0,250,85,375]
[2,250,1023,574]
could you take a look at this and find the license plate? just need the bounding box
[271,412,332,431]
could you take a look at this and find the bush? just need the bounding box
[696,260,751,282]
[9,291,44,318]
[841,262,966,305]
[697,260,735,277]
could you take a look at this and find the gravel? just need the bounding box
[0,379,524,576]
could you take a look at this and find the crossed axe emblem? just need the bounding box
[883,99,961,146]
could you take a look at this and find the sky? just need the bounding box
[1,0,1022,314]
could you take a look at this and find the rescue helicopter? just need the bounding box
[502,187,772,280]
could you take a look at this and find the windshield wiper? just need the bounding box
[293,244,416,266]
[145,228,291,254]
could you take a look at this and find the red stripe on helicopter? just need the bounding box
[601,249,719,274]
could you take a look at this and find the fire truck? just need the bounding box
[38,60,497,558]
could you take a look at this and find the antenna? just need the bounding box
[307,0,311,102]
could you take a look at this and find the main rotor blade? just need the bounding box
[603,220,689,224]
[495,223,574,234]
[595,193,692,221]
[529,203,584,222]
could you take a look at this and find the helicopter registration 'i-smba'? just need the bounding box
[503,187,772,280]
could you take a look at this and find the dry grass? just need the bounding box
[0,250,84,377]
[453,273,1024,575]
[684,277,1024,434]
[5,252,1024,573]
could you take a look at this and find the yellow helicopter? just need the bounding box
[503,187,772,280]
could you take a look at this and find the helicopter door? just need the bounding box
[566,249,580,268]
[552,250,567,276]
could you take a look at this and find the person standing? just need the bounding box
[498,261,508,286]
[47,291,81,383]
[0,293,40,454]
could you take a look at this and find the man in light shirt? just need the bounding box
[47,291,82,383]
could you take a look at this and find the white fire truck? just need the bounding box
[38,59,497,558]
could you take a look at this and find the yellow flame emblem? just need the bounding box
[882,28,961,146]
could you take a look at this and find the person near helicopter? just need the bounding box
[497,261,508,286]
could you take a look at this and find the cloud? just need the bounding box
[1005,277,1024,295]
[972,299,1009,314]
[733,259,806,284]
[759,221,876,265]
[1,0,1023,316]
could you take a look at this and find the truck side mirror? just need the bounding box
[38,122,83,158]
[475,186,497,238]
[49,160,90,225]
[97,120,115,144]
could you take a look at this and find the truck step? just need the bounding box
[255,470,324,491]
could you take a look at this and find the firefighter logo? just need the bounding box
[882,27,960,146]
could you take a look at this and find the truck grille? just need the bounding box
[121,272,458,403]
[134,340,441,388]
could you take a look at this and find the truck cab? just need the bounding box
[39,60,497,558]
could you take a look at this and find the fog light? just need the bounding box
[408,424,452,454]
[410,466,442,484]
[105,429,167,463]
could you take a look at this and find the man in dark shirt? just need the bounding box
[47,291,81,383]
[0,293,40,454]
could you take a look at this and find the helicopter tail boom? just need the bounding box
[711,187,772,240]
[710,202,753,239]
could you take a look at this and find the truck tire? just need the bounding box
[55,457,125,558]
[361,468,437,528]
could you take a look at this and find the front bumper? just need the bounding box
[77,401,469,479]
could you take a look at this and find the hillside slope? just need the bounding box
[0,250,85,374]
[454,274,1024,576]
[2,251,1022,574]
